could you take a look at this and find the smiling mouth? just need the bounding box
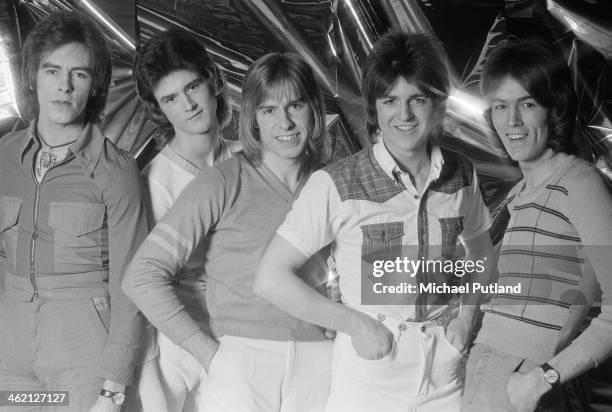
[506,133,527,141]
[275,133,300,142]
[394,124,417,131]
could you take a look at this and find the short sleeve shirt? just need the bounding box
[277,141,491,321]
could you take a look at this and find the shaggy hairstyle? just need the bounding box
[20,11,111,123]
[239,52,328,167]
[133,28,232,144]
[362,30,450,140]
[481,37,578,155]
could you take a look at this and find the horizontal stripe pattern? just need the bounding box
[545,184,568,195]
[505,226,581,242]
[498,272,579,286]
[512,203,570,223]
[499,248,585,264]
[482,308,562,330]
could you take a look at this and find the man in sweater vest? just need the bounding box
[123,52,333,411]
[462,38,612,411]
[129,28,238,411]
[255,30,496,412]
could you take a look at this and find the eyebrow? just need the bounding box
[492,95,534,103]
[257,98,304,110]
[185,77,205,89]
[40,62,92,73]
[380,93,425,99]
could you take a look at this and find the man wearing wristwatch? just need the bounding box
[462,38,612,411]
[0,12,148,411]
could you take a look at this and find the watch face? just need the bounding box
[544,369,560,384]
[111,393,126,405]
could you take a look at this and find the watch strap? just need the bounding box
[539,362,561,388]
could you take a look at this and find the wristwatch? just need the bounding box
[539,362,560,388]
[99,389,126,406]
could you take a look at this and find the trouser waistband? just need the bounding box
[3,271,109,301]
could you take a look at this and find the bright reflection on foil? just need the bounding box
[326,32,338,59]
[343,0,373,50]
[447,89,488,119]
[81,0,136,51]
[588,125,612,142]
[0,38,19,120]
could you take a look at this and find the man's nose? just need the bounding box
[182,94,197,111]
[399,101,414,121]
[277,109,295,129]
[58,72,73,94]
[508,106,523,126]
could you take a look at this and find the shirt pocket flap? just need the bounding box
[361,222,404,242]
[48,202,105,236]
[0,196,22,232]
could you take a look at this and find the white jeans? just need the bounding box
[201,336,333,412]
[325,313,464,412]
[138,332,206,412]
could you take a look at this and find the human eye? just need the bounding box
[410,96,428,106]
[73,71,89,80]
[260,107,274,115]
[289,101,305,111]
[161,96,176,104]
[44,68,58,75]
[493,103,507,111]
[188,82,200,92]
[381,97,396,106]
[522,100,538,109]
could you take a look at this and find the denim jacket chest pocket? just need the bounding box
[361,222,404,265]
[47,202,106,271]
[0,195,23,269]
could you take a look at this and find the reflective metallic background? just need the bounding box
[0,0,611,239]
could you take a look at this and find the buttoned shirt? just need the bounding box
[0,121,148,385]
[278,141,491,321]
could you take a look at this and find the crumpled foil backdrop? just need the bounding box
[1,0,611,408]
[1,0,611,242]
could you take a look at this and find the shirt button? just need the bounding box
[377,314,386,322]
[398,323,407,331]
[420,325,426,332]
[413,195,419,199]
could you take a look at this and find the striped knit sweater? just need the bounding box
[123,154,328,366]
[476,153,612,366]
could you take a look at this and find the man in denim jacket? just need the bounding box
[0,11,148,412]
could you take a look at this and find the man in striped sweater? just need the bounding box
[462,38,612,411]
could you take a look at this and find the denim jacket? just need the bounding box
[0,121,149,385]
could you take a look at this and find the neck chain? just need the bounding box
[37,130,76,149]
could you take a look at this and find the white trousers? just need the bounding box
[324,314,464,412]
[201,336,333,412]
[138,332,206,412]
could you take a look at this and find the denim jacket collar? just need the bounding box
[20,121,105,176]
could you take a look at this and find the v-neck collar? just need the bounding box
[250,157,308,202]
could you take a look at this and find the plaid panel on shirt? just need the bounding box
[324,147,404,203]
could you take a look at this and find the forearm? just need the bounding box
[547,343,598,384]
[460,231,497,316]
[255,236,368,337]
[105,159,150,385]
[100,294,145,385]
[122,248,201,345]
[256,265,364,335]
